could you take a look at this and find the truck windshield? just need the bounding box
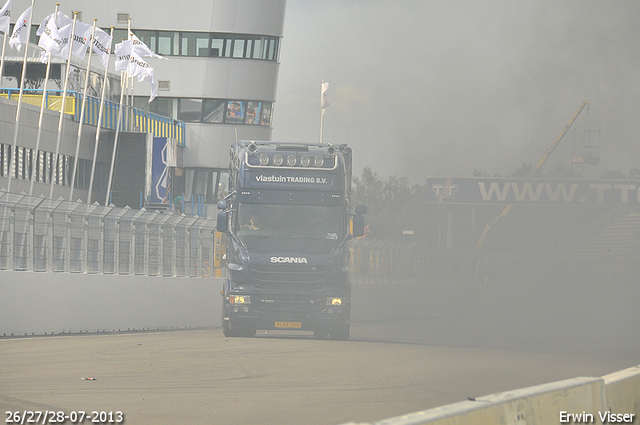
[237,203,343,240]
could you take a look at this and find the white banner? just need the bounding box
[114,40,157,102]
[114,39,132,71]
[92,27,112,69]
[38,13,66,62]
[58,18,93,60]
[321,81,330,109]
[8,5,30,52]
[129,51,157,102]
[0,0,11,35]
[36,12,71,36]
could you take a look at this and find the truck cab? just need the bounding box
[216,141,366,340]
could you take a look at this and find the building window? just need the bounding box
[203,99,225,123]
[134,30,157,52]
[179,99,203,122]
[269,38,278,61]
[260,103,273,126]
[246,102,262,125]
[106,29,281,61]
[226,101,245,124]
[160,32,179,56]
[135,97,273,127]
[211,37,224,58]
[232,38,245,58]
[112,28,128,45]
[181,32,211,57]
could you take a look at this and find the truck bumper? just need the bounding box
[224,304,349,332]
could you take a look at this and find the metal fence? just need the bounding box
[0,189,220,277]
[1,187,467,282]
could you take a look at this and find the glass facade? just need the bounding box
[134,97,274,127]
[109,29,280,61]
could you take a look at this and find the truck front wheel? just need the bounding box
[222,320,241,337]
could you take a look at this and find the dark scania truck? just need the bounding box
[216,141,366,340]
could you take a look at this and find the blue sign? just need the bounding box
[149,137,175,205]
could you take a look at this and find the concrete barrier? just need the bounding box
[602,365,640,417]
[0,271,222,336]
[342,377,603,425]
[340,369,640,425]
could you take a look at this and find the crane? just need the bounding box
[475,101,589,252]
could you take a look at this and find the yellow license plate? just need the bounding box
[275,321,302,329]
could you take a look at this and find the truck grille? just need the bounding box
[252,292,326,314]
[250,264,327,284]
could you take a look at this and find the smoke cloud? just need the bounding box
[273,0,640,180]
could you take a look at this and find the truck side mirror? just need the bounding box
[355,204,367,215]
[217,210,229,234]
[352,215,365,238]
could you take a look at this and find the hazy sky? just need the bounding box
[271,1,640,181]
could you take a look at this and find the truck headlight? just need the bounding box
[326,297,342,306]
[229,295,251,304]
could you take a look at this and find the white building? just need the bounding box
[2,0,286,207]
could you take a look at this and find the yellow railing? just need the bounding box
[1,89,186,146]
[0,93,76,114]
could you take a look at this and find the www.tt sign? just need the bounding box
[427,178,640,206]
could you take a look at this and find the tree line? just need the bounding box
[351,165,639,242]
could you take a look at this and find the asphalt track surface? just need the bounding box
[2,266,639,425]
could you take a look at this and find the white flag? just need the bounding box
[58,18,93,60]
[36,12,71,37]
[36,12,52,36]
[129,31,167,60]
[8,5,31,52]
[38,13,67,62]
[321,81,330,109]
[128,50,157,102]
[114,39,132,72]
[114,40,157,102]
[0,0,11,35]
[92,27,112,69]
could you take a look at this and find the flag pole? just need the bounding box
[320,80,327,145]
[0,0,11,86]
[8,0,35,193]
[29,3,59,196]
[320,80,330,145]
[0,33,7,85]
[105,69,127,206]
[49,11,77,199]
[87,26,114,204]
[320,108,325,144]
[105,20,132,205]
[127,18,133,130]
[69,19,97,201]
